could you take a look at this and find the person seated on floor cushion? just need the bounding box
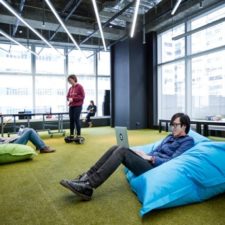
[59,112,194,201]
[0,143,37,164]
[125,130,225,216]
[0,128,55,153]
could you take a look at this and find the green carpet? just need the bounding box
[0,127,225,225]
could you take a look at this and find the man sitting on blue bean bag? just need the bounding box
[60,112,194,201]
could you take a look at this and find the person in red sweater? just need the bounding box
[67,74,85,137]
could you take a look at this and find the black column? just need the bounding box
[111,31,147,129]
[146,32,157,128]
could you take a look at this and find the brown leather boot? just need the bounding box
[40,146,56,153]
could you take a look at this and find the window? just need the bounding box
[96,51,110,116]
[97,77,110,116]
[157,3,225,121]
[0,75,32,114]
[97,51,110,75]
[68,50,94,75]
[158,24,185,64]
[191,4,225,54]
[191,6,225,30]
[191,50,225,119]
[36,47,65,74]
[0,44,111,116]
[0,44,31,73]
[191,22,225,54]
[158,61,185,119]
[76,76,96,113]
[35,76,67,113]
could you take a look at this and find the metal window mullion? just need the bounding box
[64,47,69,112]
[185,20,192,117]
[157,65,162,121]
[31,43,36,113]
[157,34,162,120]
[95,50,98,116]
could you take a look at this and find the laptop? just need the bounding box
[115,126,129,148]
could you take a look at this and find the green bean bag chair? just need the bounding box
[0,144,37,164]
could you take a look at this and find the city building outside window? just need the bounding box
[0,44,111,117]
[157,3,225,122]
[0,44,31,73]
[36,47,65,74]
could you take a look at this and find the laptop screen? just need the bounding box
[115,126,129,148]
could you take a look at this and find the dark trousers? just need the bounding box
[86,112,95,123]
[69,106,82,136]
[87,145,153,188]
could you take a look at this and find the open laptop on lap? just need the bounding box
[115,126,129,148]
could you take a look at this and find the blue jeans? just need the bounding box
[14,128,46,150]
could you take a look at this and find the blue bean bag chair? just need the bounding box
[125,130,225,216]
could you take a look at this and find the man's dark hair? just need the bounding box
[170,113,191,134]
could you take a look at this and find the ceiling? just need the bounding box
[0,0,222,50]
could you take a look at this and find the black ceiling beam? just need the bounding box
[62,0,76,13]
[48,0,83,41]
[80,1,135,45]
[12,0,26,36]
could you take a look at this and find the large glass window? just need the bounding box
[96,51,110,116]
[36,47,65,74]
[191,21,225,54]
[158,24,185,64]
[158,61,185,119]
[0,42,110,116]
[68,50,94,75]
[35,76,67,113]
[157,3,225,121]
[0,44,31,73]
[191,6,225,30]
[76,76,96,112]
[0,75,33,114]
[97,51,110,75]
[97,77,110,116]
[191,50,225,119]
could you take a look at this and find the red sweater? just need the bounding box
[67,83,85,107]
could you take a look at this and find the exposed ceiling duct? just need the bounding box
[0,0,163,48]
[0,0,222,49]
